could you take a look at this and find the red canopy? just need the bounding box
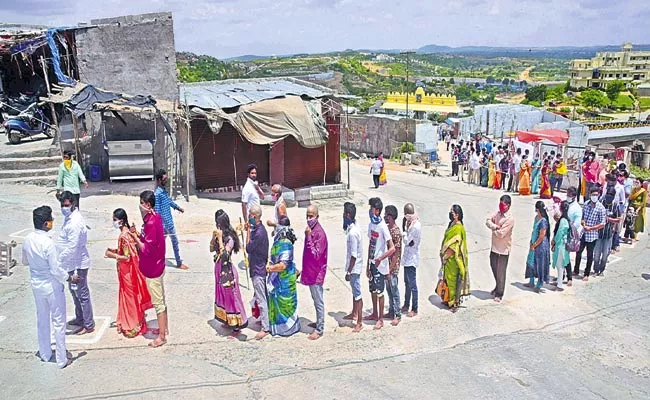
[515,129,568,145]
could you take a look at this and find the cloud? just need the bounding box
[0,0,647,58]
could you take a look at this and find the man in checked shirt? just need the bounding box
[154,169,189,270]
[574,187,606,281]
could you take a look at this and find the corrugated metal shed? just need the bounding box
[179,77,333,110]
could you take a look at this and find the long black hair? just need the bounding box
[113,208,130,229]
[448,204,464,229]
[215,209,241,254]
[553,201,569,238]
[535,201,551,240]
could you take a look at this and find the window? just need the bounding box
[623,74,627,77]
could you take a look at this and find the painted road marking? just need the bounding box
[607,255,622,266]
[65,316,110,345]
[9,228,31,239]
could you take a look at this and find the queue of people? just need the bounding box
[20,159,646,370]
[451,139,568,199]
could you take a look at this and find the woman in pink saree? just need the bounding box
[212,209,248,338]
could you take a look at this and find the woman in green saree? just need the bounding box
[439,204,470,312]
[630,177,647,240]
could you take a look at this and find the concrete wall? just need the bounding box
[72,12,179,183]
[75,12,178,101]
[346,115,416,157]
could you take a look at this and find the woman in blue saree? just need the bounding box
[266,216,301,337]
[530,155,542,195]
[525,201,551,292]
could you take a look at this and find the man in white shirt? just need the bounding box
[365,197,395,330]
[343,202,364,332]
[370,156,382,188]
[266,184,287,235]
[22,205,72,368]
[512,148,522,192]
[469,150,481,185]
[400,203,421,317]
[57,191,94,335]
[241,164,265,236]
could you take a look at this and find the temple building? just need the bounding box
[380,87,461,118]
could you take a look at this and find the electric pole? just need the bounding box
[401,50,415,143]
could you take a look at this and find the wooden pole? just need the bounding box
[40,55,63,156]
[72,114,81,165]
[186,120,191,201]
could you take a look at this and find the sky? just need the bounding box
[1,0,649,59]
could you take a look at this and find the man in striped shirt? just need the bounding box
[154,169,189,270]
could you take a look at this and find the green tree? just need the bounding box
[548,85,565,101]
[581,89,608,109]
[525,85,547,103]
[605,80,626,103]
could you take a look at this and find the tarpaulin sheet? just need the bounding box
[10,36,47,56]
[46,29,74,86]
[191,95,329,148]
[231,96,327,148]
[516,129,568,145]
[66,85,158,117]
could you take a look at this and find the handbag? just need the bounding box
[435,266,450,303]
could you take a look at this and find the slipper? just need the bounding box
[149,338,167,348]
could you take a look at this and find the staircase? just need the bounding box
[0,139,60,187]
[293,183,353,207]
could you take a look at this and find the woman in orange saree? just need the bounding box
[539,160,552,199]
[105,208,152,338]
[518,155,532,195]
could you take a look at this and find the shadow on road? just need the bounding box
[207,319,248,341]
[471,290,494,300]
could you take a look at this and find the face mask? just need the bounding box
[307,218,318,229]
[248,217,256,226]
[448,212,455,222]
[499,203,509,214]
[44,220,53,231]
[590,195,599,203]
[161,179,168,187]
[343,216,352,231]
[139,204,151,218]
[272,193,279,201]
[63,159,72,169]
[567,196,575,204]
[61,206,72,217]
[113,220,122,230]
[369,210,382,225]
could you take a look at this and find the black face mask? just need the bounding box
[448,212,455,221]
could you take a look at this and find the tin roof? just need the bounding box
[179,77,334,110]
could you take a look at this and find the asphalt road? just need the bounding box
[0,160,649,399]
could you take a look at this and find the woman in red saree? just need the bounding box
[105,208,152,338]
[539,159,552,199]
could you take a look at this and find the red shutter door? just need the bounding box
[191,120,269,190]
[325,115,341,183]
[283,137,325,188]
[191,119,235,190]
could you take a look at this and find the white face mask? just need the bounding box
[113,221,122,230]
[590,195,599,203]
[567,196,575,204]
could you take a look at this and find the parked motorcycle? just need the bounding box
[0,93,39,124]
[1,103,54,144]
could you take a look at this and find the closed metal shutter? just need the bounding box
[191,120,269,190]
[325,115,341,183]
[283,136,325,188]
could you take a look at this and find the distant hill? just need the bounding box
[223,54,272,62]
[416,44,650,59]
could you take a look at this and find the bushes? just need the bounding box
[560,107,571,113]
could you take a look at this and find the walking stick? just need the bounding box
[239,217,250,287]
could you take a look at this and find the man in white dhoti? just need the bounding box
[22,206,72,368]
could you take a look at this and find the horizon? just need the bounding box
[1,0,648,59]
